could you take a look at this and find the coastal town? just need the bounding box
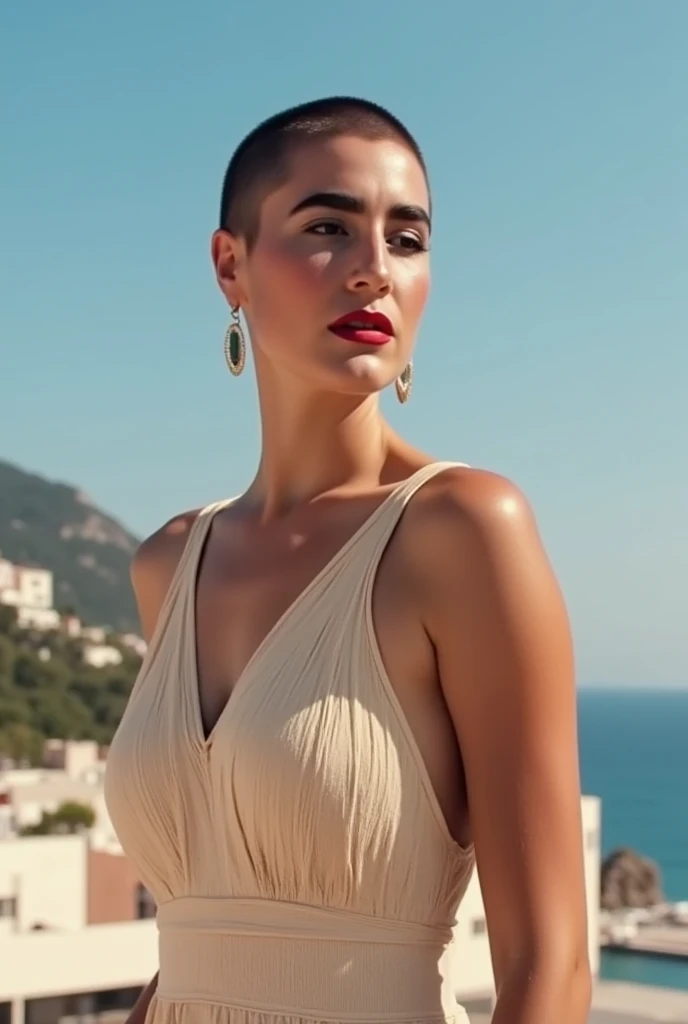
[0,556,146,665]
[0,555,687,1023]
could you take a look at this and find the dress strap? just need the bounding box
[358,461,469,577]
[389,461,468,507]
[166,499,233,599]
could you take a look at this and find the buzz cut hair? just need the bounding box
[218,96,429,248]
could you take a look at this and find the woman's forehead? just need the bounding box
[264,135,430,217]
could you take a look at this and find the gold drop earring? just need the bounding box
[395,362,413,404]
[224,305,246,376]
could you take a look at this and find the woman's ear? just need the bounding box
[211,229,247,309]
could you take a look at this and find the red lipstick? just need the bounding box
[328,309,394,346]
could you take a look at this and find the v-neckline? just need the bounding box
[187,474,421,749]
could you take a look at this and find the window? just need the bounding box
[0,897,17,919]
[471,917,487,936]
[136,883,156,920]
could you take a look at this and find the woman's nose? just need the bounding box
[346,237,392,296]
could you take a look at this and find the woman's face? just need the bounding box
[213,134,431,397]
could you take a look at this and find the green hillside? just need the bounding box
[0,605,139,761]
[0,459,140,630]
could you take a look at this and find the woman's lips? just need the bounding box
[329,326,392,346]
[327,310,394,346]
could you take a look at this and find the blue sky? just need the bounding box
[2,3,686,686]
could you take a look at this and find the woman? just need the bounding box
[105,96,591,1024]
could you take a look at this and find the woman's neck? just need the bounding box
[248,386,394,521]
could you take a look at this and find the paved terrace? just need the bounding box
[468,981,688,1024]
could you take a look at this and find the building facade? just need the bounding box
[0,562,53,612]
[0,796,601,1024]
[0,560,59,631]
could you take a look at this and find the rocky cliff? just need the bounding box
[601,848,664,910]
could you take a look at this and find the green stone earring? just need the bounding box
[395,361,413,404]
[224,306,246,376]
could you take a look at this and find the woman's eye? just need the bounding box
[391,232,427,253]
[305,223,427,253]
[307,222,346,236]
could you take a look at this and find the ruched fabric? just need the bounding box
[105,463,476,1024]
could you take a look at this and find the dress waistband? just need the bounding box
[157,896,453,946]
[156,897,465,1022]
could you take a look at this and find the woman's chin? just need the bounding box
[327,357,396,397]
[335,351,396,386]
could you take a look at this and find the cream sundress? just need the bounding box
[105,463,476,1024]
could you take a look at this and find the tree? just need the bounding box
[14,652,48,690]
[0,604,17,636]
[30,688,95,739]
[53,800,96,832]
[0,634,16,676]
[21,800,96,836]
[0,723,44,764]
[0,620,139,761]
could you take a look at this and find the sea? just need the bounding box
[578,688,688,991]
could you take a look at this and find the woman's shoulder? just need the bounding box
[400,461,542,593]
[132,507,205,574]
[130,507,206,641]
[409,461,534,533]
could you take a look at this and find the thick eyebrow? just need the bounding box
[288,191,431,233]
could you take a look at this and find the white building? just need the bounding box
[42,741,101,779]
[61,615,82,639]
[119,633,147,659]
[82,644,123,669]
[0,834,155,1024]
[0,796,601,1024]
[0,560,59,631]
[0,835,86,936]
[80,627,106,645]
[0,561,53,612]
[0,742,117,850]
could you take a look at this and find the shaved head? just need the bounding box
[219,96,429,248]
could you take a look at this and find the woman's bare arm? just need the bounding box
[125,973,159,1024]
[122,511,201,1023]
[420,469,591,1023]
